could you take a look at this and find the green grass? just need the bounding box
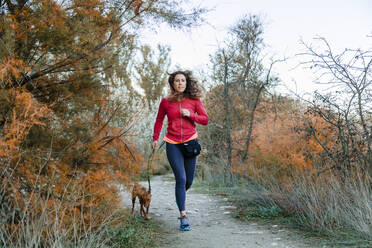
[105,213,163,248]
[191,176,239,195]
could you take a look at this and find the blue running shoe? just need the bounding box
[178,215,191,231]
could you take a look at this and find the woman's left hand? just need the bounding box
[181,109,190,117]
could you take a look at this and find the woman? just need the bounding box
[152,70,209,231]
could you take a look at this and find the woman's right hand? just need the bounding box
[152,140,158,150]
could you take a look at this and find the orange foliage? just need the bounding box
[230,98,338,184]
[0,89,51,158]
[1,0,204,244]
[0,90,142,242]
[0,94,143,239]
[0,57,30,86]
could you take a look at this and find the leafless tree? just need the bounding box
[206,15,279,184]
[299,36,372,178]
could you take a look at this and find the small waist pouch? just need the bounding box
[181,139,201,158]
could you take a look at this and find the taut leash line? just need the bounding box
[147,141,165,191]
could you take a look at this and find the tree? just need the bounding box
[299,36,372,177]
[210,48,234,184]
[206,15,278,184]
[0,0,207,245]
[135,43,171,110]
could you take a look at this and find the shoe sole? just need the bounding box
[180,227,191,231]
[179,224,191,231]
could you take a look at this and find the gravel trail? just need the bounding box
[121,175,312,248]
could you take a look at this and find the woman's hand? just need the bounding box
[181,108,190,117]
[152,140,158,150]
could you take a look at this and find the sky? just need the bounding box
[141,0,372,95]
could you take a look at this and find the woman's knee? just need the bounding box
[175,175,186,187]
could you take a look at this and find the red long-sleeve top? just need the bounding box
[153,97,209,143]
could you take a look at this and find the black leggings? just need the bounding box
[166,142,197,211]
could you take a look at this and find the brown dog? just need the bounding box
[131,183,151,220]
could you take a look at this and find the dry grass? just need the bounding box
[0,180,159,248]
[196,162,372,244]
[285,173,372,238]
[254,171,372,239]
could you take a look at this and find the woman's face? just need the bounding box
[173,74,187,93]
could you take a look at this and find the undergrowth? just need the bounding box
[105,213,161,248]
[193,173,372,248]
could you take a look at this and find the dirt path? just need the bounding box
[121,175,312,248]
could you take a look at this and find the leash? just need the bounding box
[147,141,165,191]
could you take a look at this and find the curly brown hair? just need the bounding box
[166,70,203,102]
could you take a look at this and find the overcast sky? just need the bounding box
[142,0,372,95]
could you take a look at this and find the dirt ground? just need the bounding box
[121,175,314,248]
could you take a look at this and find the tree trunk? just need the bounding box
[240,85,264,163]
[222,51,232,184]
